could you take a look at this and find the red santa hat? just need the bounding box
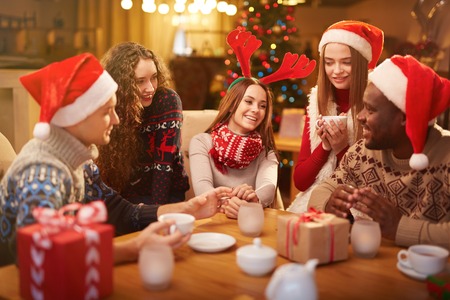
[368,55,450,170]
[318,20,384,69]
[20,53,118,140]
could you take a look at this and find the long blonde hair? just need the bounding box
[206,78,278,160]
[316,45,368,140]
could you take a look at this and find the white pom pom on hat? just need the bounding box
[368,55,450,170]
[33,122,51,140]
[19,53,118,140]
[409,153,429,171]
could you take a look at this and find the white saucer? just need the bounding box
[188,233,236,253]
[396,262,428,281]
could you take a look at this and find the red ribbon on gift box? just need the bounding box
[29,201,107,300]
[33,200,106,227]
[285,207,335,262]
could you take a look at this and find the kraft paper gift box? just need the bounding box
[277,210,350,265]
[17,201,114,300]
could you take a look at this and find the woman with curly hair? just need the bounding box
[97,42,189,205]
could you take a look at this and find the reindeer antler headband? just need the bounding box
[227,28,316,89]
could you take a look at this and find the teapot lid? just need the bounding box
[237,238,277,259]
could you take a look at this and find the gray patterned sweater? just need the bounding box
[0,126,158,266]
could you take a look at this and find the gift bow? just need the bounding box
[32,201,107,234]
[297,207,335,224]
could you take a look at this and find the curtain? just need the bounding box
[77,0,236,63]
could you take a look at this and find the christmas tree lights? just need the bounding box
[220,0,314,169]
[223,0,311,134]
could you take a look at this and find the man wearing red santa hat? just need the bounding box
[0,53,231,266]
[308,55,450,249]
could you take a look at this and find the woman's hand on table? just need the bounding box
[223,197,247,219]
[222,184,260,219]
[231,184,257,202]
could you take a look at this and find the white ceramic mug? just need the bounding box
[238,202,264,237]
[138,244,174,290]
[316,116,347,129]
[350,220,381,258]
[397,244,449,275]
[158,213,195,235]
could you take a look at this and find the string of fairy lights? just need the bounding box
[120,0,238,15]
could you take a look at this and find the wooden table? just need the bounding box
[274,133,302,204]
[0,209,437,299]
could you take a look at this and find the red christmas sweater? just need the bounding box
[294,88,351,191]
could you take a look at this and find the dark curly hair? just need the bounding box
[96,41,172,193]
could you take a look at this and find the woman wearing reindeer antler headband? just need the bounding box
[189,28,316,218]
[288,20,384,214]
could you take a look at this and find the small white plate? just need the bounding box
[396,262,427,281]
[188,233,236,253]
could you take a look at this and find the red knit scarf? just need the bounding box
[209,123,263,174]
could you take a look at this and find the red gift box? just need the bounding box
[17,201,114,300]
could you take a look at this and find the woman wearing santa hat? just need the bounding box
[288,20,384,213]
[97,42,189,206]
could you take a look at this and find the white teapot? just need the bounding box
[265,259,319,300]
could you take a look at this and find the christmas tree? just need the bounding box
[221,0,313,132]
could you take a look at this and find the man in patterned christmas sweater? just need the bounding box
[0,53,230,266]
[308,55,450,249]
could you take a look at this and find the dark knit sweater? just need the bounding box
[122,87,189,205]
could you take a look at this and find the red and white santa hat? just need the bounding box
[368,55,450,170]
[20,53,118,140]
[318,20,384,69]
